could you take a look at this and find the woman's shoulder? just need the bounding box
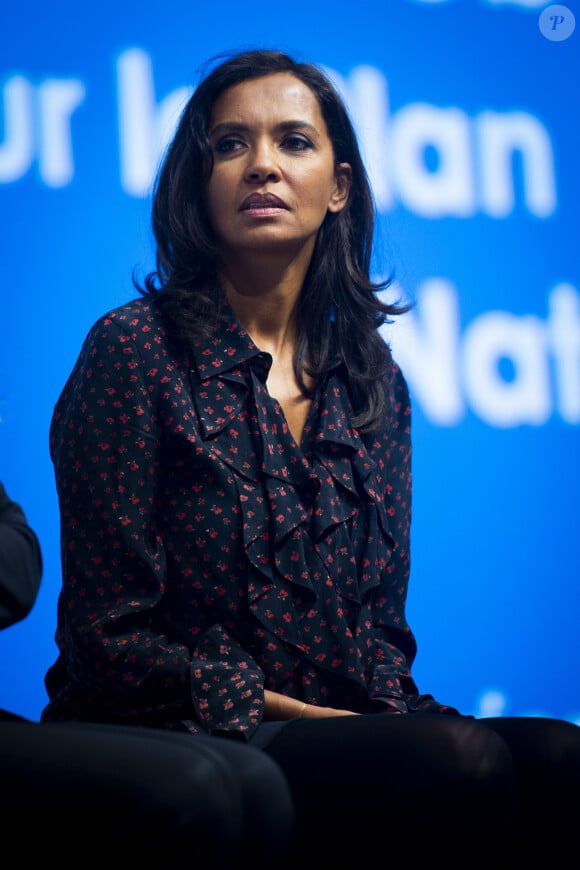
[72,296,182,374]
[391,356,410,399]
[91,296,163,334]
[82,296,173,351]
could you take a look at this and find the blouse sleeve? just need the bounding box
[48,311,264,734]
[366,362,460,715]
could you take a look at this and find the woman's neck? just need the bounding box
[219,256,307,356]
[218,253,315,446]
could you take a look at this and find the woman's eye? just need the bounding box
[214,137,245,153]
[282,135,313,151]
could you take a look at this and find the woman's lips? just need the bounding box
[240,193,288,211]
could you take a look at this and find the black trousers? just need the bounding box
[0,718,293,868]
[260,713,580,868]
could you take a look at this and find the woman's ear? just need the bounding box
[328,162,352,213]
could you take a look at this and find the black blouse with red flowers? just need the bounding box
[42,296,458,737]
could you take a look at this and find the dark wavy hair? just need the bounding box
[136,48,409,432]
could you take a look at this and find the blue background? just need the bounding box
[1,0,578,722]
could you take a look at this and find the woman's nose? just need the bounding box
[244,142,280,182]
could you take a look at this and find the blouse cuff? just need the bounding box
[190,623,265,739]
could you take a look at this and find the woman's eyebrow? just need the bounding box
[275,120,319,137]
[209,120,320,138]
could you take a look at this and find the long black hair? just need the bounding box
[136,48,409,432]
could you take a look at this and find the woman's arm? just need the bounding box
[48,309,266,732]
[366,362,459,714]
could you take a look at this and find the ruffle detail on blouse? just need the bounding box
[189,310,398,694]
[244,370,397,688]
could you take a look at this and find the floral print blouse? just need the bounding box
[42,297,458,738]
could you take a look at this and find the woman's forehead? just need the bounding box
[210,73,321,123]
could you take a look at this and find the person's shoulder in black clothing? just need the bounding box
[0,481,42,630]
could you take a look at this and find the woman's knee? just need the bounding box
[423,717,516,794]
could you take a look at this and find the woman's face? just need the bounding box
[205,72,351,261]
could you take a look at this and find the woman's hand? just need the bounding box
[263,689,359,720]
